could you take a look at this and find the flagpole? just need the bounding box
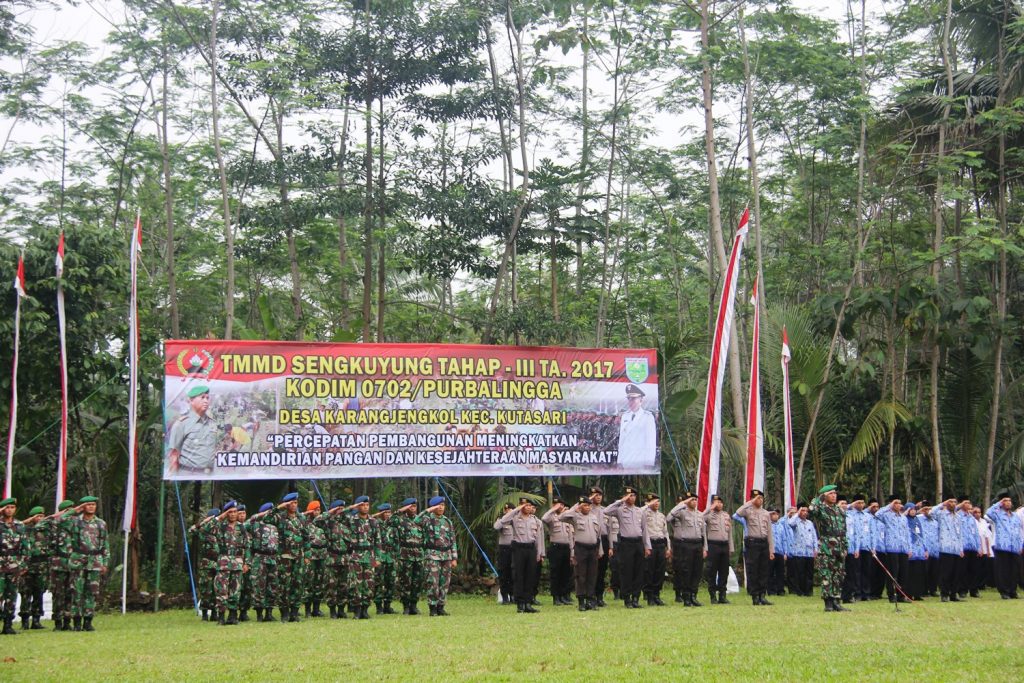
[4,253,26,499]
[781,327,796,511]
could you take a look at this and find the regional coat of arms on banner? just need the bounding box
[625,357,649,384]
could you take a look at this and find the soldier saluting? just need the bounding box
[0,497,27,636]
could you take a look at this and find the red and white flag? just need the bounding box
[697,209,749,510]
[4,255,26,498]
[781,327,797,511]
[55,234,69,506]
[123,215,141,534]
[744,277,764,497]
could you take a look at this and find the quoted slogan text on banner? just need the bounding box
[162,341,659,480]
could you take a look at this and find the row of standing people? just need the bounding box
[189,492,459,624]
[0,496,109,634]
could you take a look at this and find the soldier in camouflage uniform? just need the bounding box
[213,500,250,625]
[18,506,49,629]
[235,505,251,621]
[0,497,27,635]
[323,499,349,619]
[345,495,380,619]
[374,503,398,614]
[267,492,306,622]
[190,508,221,621]
[69,495,109,632]
[809,484,849,613]
[49,500,77,631]
[247,502,280,622]
[418,496,457,616]
[394,497,425,615]
[302,500,328,617]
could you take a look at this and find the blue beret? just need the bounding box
[377,503,391,511]
[400,497,417,507]
[237,504,246,512]
[428,496,445,507]
[258,502,273,513]
[281,492,298,503]
[206,508,221,517]
[222,500,237,512]
[329,499,344,510]
[355,495,369,504]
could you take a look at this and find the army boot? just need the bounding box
[61,617,72,631]
[227,609,239,625]
[718,590,730,604]
[72,616,82,631]
[1,617,16,635]
[31,616,43,629]
[304,602,312,618]
[312,601,322,617]
[83,616,95,632]
[239,609,249,622]
[201,609,209,621]
[690,593,703,607]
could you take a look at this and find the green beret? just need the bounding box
[187,385,210,399]
[0,497,16,507]
[29,506,44,516]
[79,495,99,504]
[58,500,75,511]
[818,484,837,495]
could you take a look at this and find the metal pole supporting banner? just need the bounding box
[174,481,200,614]
[155,481,165,612]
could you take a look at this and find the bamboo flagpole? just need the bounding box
[55,233,69,506]
[743,277,764,497]
[122,212,142,614]
[696,208,749,510]
[781,327,797,511]
[3,254,26,498]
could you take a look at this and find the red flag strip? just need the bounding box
[697,208,749,510]
[781,327,797,511]
[743,277,764,497]
[56,233,69,506]
[4,255,26,498]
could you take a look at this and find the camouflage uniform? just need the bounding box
[303,515,329,613]
[246,517,279,616]
[19,518,50,625]
[268,509,307,615]
[418,511,458,610]
[191,520,220,617]
[49,512,76,626]
[809,495,847,605]
[393,511,425,611]
[322,512,349,617]
[344,514,380,612]
[70,515,109,620]
[0,517,27,628]
[214,519,249,617]
[374,516,398,612]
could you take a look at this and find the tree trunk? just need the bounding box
[160,34,179,338]
[362,0,374,342]
[376,95,386,342]
[210,0,233,340]
[336,104,351,328]
[575,10,589,297]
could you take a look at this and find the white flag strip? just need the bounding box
[56,233,69,506]
[697,208,749,510]
[781,327,797,511]
[124,215,141,533]
[744,277,764,497]
[4,256,26,498]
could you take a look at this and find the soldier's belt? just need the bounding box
[675,538,703,544]
[618,536,642,544]
[254,549,276,556]
[428,544,452,550]
[574,542,598,549]
[351,545,372,550]
[400,542,423,548]
[311,544,327,549]
[745,537,768,545]
[650,537,668,545]
[77,549,105,555]
[708,539,729,545]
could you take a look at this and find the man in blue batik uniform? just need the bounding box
[985,494,1023,599]
[875,495,911,603]
[786,504,817,596]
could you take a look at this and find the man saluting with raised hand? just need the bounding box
[735,489,775,606]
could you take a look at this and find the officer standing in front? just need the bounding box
[417,496,458,616]
[603,486,647,608]
[18,506,48,630]
[559,496,603,610]
[496,498,545,613]
[735,489,775,606]
[703,494,734,604]
[394,497,425,615]
[0,497,26,636]
[69,496,109,631]
[588,487,610,607]
[493,502,515,605]
[641,493,669,606]
[667,492,706,606]
[541,498,573,606]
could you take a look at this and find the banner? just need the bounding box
[162,340,659,480]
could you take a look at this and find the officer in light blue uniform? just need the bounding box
[929,498,964,601]
[769,510,790,596]
[916,501,940,596]
[985,494,1023,599]
[867,499,886,599]
[957,499,982,598]
[841,495,863,603]
[906,504,928,599]
[875,496,911,603]
[786,505,817,596]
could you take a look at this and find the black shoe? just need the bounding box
[436,603,450,616]
[376,601,385,615]
[612,589,620,600]
[1010,593,1020,600]
[409,602,420,615]
[61,618,72,632]
[595,598,606,607]
[304,602,312,618]
[361,606,372,619]
[970,590,980,598]
[517,602,525,613]
[653,596,666,606]
[833,598,851,612]
[530,598,541,606]
[255,608,264,622]
[675,592,685,603]
[683,593,694,607]
[897,596,909,603]
[429,604,438,617]
[1,619,16,635]
[72,616,82,632]
[719,592,730,604]
[690,593,703,607]
[824,598,835,612]
[708,592,718,604]
[523,602,539,613]
[402,602,411,615]
[949,594,961,602]
[958,592,967,599]
[633,597,644,608]
[312,601,323,617]
[760,593,773,606]
[20,616,29,630]
[201,609,209,622]
[265,609,278,622]
[53,617,63,631]
[337,605,347,619]
[239,610,249,622]
[578,597,588,611]
[227,609,238,625]
[218,610,226,625]
[889,596,897,603]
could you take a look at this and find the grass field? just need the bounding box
[3,592,1023,681]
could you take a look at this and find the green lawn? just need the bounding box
[3,592,1023,681]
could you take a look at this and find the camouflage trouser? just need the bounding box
[326,559,347,607]
[249,558,277,609]
[0,571,19,619]
[239,568,252,611]
[277,557,303,609]
[304,558,326,602]
[19,562,48,618]
[346,550,375,608]
[198,565,217,611]
[424,559,452,606]
[816,537,847,600]
[50,568,73,619]
[374,559,395,603]
[215,569,243,611]
[397,556,425,603]
[71,569,101,618]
